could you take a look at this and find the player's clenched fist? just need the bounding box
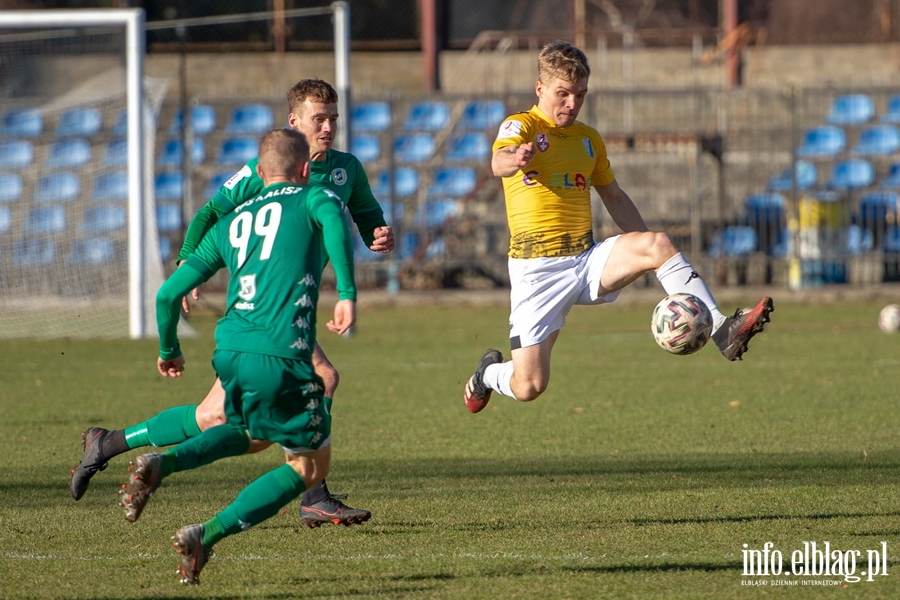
[514,142,535,168]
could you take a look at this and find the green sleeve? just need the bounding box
[346,159,387,248]
[310,190,357,301]
[175,196,230,263]
[158,230,224,359]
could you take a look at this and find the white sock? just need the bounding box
[656,253,728,331]
[482,361,517,400]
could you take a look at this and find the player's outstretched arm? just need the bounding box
[326,299,356,335]
[492,142,535,177]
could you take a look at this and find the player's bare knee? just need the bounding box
[649,232,678,266]
[195,404,227,431]
[515,378,548,402]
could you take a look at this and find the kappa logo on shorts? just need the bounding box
[331,168,347,185]
[238,274,256,301]
[497,119,523,139]
[537,133,549,152]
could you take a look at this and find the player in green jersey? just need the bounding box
[119,128,356,585]
[70,79,386,527]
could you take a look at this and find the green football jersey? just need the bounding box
[176,149,385,263]
[157,182,356,362]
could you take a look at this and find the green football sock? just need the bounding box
[210,464,306,545]
[123,405,201,449]
[166,424,250,473]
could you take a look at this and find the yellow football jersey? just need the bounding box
[493,105,615,259]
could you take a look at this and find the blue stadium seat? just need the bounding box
[112,109,128,136]
[415,199,460,228]
[827,94,875,125]
[69,237,116,264]
[846,224,874,254]
[351,102,391,132]
[880,162,900,188]
[156,203,183,232]
[404,101,449,131]
[0,206,10,233]
[882,95,900,123]
[828,159,874,190]
[445,133,491,162]
[93,171,128,201]
[169,105,217,136]
[458,100,505,130]
[83,205,127,232]
[428,167,477,197]
[394,133,435,163]
[397,231,420,259]
[797,126,846,157]
[217,137,257,165]
[744,193,784,223]
[158,138,206,167]
[13,239,55,266]
[203,171,234,197]
[857,191,898,231]
[0,174,23,203]
[45,139,92,169]
[155,172,183,201]
[371,168,419,198]
[0,140,33,168]
[35,173,80,203]
[853,125,900,156]
[767,160,817,191]
[0,108,42,137]
[159,236,172,263]
[708,226,758,257]
[885,226,900,253]
[25,206,66,233]
[378,200,404,225]
[102,140,128,167]
[225,104,273,133]
[350,134,380,163]
[55,107,102,137]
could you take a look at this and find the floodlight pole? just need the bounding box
[333,1,350,152]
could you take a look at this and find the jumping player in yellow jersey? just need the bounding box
[463,40,775,412]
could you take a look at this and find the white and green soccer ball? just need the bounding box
[651,293,714,355]
[878,304,900,334]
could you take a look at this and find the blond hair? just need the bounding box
[286,78,339,115]
[258,128,310,177]
[537,40,590,83]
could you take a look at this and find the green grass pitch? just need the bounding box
[2,297,900,598]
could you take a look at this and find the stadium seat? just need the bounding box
[0,174,22,203]
[403,101,449,131]
[217,137,257,165]
[767,160,817,191]
[827,94,875,125]
[0,108,42,137]
[350,102,391,132]
[156,203,183,232]
[93,171,128,201]
[12,239,56,266]
[458,100,505,130]
[158,138,206,167]
[745,194,785,256]
[155,171,183,201]
[828,159,875,190]
[857,191,898,233]
[378,200,404,225]
[428,166,477,197]
[0,206,10,233]
[169,104,217,136]
[112,109,128,136]
[102,140,128,167]
[880,162,900,188]
[394,133,435,163]
[797,126,846,157]
[0,140,33,168]
[708,226,758,257]
[882,95,900,123]
[203,171,234,197]
[35,172,80,203]
[69,237,115,264]
[853,125,900,156]
[445,133,491,162]
[55,107,102,137]
[885,226,900,253]
[25,206,66,233]
[83,205,127,232]
[415,198,460,227]
[159,236,172,263]
[350,134,380,163]
[225,103,273,133]
[371,168,419,198]
[398,231,420,259]
[45,139,92,169]
[846,224,874,254]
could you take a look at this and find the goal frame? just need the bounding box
[0,9,147,338]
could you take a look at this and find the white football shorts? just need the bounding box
[508,236,621,350]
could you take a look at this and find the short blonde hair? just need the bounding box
[286,78,339,115]
[538,40,590,83]
[258,128,310,177]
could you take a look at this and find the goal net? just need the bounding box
[0,10,170,339]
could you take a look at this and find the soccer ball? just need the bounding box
[651,293,714,355]
[878,304,900,334]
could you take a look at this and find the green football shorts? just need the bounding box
[212,349,331,450]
